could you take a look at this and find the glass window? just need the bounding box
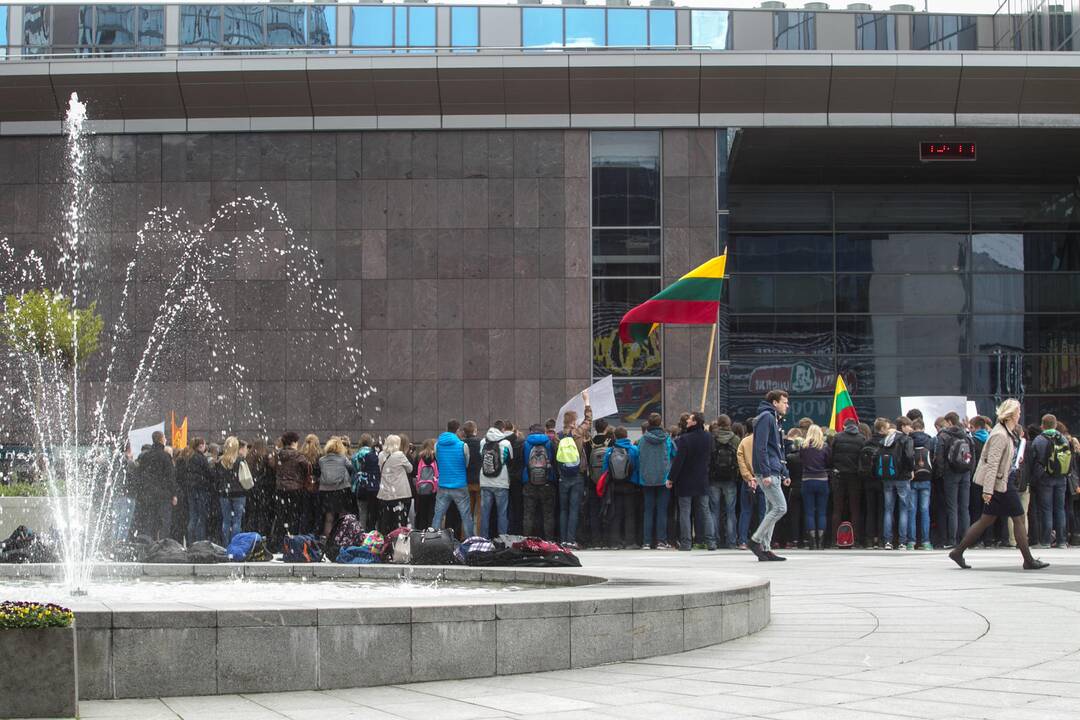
[51,5,82,47]
[728,234,833,273]
[593,229,661,278]
[23,5,50,53]
[835,192,968,231]
[729,192,832,231]
[728,275,833,314]
[836,274,968,314]
[728,315,834,356]
[0,6,7,48]
[181,5,221,47]
[566,8,604,47]
[837,315,967,356]
[267,5,304,47]
[971,315,1025,353]
[1023,233,1080,272]
[224,5,263,47]
[591,131,661,228]
[408,6,436,48]
[837,233,967,273]
[911,15,976,51]
[139,6,165,48]
[838,356,967,396]
[649,9,676,47]
[95,5,136,50]
[353,5,393,48]
[855,13,896,50]
[691,10,731,50]
[774,11,814,50]
[1050,11,1074,51]
[592,278,663,377]
[451,6,478,49]
[523,7,563,48]
[308,5,335,47]
[609,378,662,425]
[76,6,93,49]
[608,9,646,48]
[393,6,407,48]
[728,357,836,396]
[972,191,1080,231]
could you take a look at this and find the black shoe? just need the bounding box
[765,551,786,561]
[1024,559,1050,570]
[706,545,718,551]
[948,549,971,569]
[749,541,768,560]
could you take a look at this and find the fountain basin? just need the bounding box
[0,562,769,699]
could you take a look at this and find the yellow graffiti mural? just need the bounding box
[593,329,661,376]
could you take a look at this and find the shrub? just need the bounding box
[1,289,103,370]
[0,601,74,629]
[0,482,47,497]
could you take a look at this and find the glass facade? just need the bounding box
[20,4,164,54]
[523,6,676,49]
[591,131,663,424]
[724,188,1080,426]
[450,6,478,50]
[690,10,731,50]
[774,11,815,50]
[855,13,896,50]
[912,14,977,50]
[178,4,334,50]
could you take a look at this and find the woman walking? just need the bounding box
[949,399,1049,570]
[800,425,831,549]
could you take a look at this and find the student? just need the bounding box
[603,426,642,549]
[749,390,790,561]
[432,419,474,538]
[669,411,715,552]
[479,421,514,539]
[639,413,675,550]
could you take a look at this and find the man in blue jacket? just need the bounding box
[432,419,474,538]
[521,424,557,539]
[669,411,716,552]
[750,390,790,561]
[603,426,642,549]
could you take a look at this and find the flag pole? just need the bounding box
[700,321,717,413]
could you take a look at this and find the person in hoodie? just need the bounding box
[462,421,483,534]
[906,418,935,550]
[968,416,997,547]
[432,419,474,538]
[750,390,790,561]
[799,425,831,550]
[639,413,676,550]
[709,415,741,549]
[377,434,414,534]
[879,418,914,550]
[521,423,557,539]
[557,396,593,548]
[669,411,715,552]
[479,420,514,539]
[602,426,642,549]
[1032,413,1070,548]
[268,432,311,544]
[935,411,972,548]
[736,421,766,549]
[830,419,866,548]
[584,420,613,547]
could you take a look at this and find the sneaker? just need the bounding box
[693,543,707,550]
[564,542,579,550]
[748,541,769,561]
[884,542,894,550]
[919,542,933,551]
[765,551,786,561]
[707,545,718,551]
[737,543,748,550]
[904,543,914,551]
[657,542,672,550]
[641,545,651,550]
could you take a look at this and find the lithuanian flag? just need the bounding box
[618,253,727,344]
[829,375,859,432]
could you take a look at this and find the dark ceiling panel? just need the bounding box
[503,67,569,115]
[634,64,699,115]
[829,66,896,114]
[569,66,635,115]
[892,66,961,115]
[373,67,440,116]
[699,65,765,115]
[957,67,1025,115]
[1020,67,1080,115]
[438,67,506,116]
[307,68,378,117]
[0,72,59,122]
[764,66,830,114]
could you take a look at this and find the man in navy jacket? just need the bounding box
[669,411,715,551]
[750,390,790,561]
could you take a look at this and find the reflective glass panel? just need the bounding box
[608,9,646,48]
[729,234,833,273]
[224,5,264,47]
[855,13,895,50]
[838,356,966,396]
[774,11,815,50]
[835,192,968,231]
[51,5,82,47]
[691,10,731,50]
[267,5,304,47]
[836,233,968,273]
[76,6,93,48]
[566,8,604,47]
[308,6,335,47]
[971,315,1025,353]
[836,315,966,356]
[591,131,661,228]
[971,274,1024,314]
[972,192,1080,230]
[608,378,662,426]
[728,275,833,314]
[649,9,676,47]
[911,15,976,50]
[451,6,479,48]
[1051,12,1074,51]
[23,5,50,53]
[1024,233,1080,271]
[394,7,407,48]
[408,6,436,47]
[728,357,836,396]
[592,278,662,377]
[1025,356,1080,395]
[836,274,968,314]
[139,6,165,47]
[972,233,1023,272]
[181,5,221,46]
[0,6,7,48]
[728,315,834,356]
[523,7,563,48]
[95,5,135,48]
[729,192,832,231]
[592,229,661,278]
[353,6,393,47]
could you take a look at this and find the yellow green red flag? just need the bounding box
[618,253,727,344]
[829,375,859,432]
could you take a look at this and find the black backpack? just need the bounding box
[873,441,903,481]
[608,446,632,482]
[588,444,608,482]
[857,443,879,481]
[913,445,932,481]
[947,436,974,472]
[710,437,738,482]
[481,440,504,478]
[527,444,551,485]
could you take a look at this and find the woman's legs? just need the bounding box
[1011,513,1036,565]
[949,513,997,567]
[322,511,336,539]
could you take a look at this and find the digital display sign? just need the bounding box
[919,141,976,162]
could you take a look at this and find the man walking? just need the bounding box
[749,390,790,561]
[669,411,715,551]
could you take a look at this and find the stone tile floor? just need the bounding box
[61,547,1080,719]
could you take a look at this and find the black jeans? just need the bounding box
[582,480,603,546]
[608,488,640,548]
[272,490,304,546]
[523,483,557,539]
[864,481,884,544]
[378,498,411,536]
[831,474,864,547]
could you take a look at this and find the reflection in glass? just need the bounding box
[836,233,967,273]
[353,5,393,48]
[971,315,1024,353]
[181,5,221,47]
[592,279,662,378]
[972,273,1025,314]
[23,5,49,53]
[691,10,731,49]
[593,229,661,278]
[649,10,676,47]
[566,8,604,47]
[774,11,815,50]
[408,6,436,47]
[971,233,1023,272]
[591,131,661,228]
[728,356,836,396]
[51,5,81,47]
[855,13,896,50]
[839,356,965,396]
[0,6,7,48]
[309,6,335,47]
[972,192,1080,230]
[728,315,834,356]
[728,275,833,314]
[729,192,832,231]
[267,5,304,47]
[836,315,966,356]
[523,7,563,48]
[911,15,976,50]
[836,274,968,314]
[224,5,264,47]
[729,234,833,273]
[608,9,646,47]
[608,378,663,425]
[451,6,479,49]
[835,192,968,231]
[77,6,94,49]
[139,6,165,48]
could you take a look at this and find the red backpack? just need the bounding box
[835,521,855,548]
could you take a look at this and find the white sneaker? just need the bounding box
[884,542,894,550]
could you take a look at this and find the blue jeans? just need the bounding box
[738,482,767,545]
[802,479,829,533]
[1038,476,1068,546]
[642,485,670,546]
[187,487,211,544]
[219,496,246,545]
[883,479,912,545]
[112,495,136,543]
[479,487,509,539]
[943,471,971,546]
[432,486,474,538]
[707,481,738,547]
[678,495,713,549]
[908,480,931,544]
[751,478,787,548]
[558,475,583,544]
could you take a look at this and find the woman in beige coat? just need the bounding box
[949,399,1048,570]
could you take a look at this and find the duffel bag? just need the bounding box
[409,528,458,566]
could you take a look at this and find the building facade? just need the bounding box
[1,1,1080,440]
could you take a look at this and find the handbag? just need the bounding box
[238,459,254,491]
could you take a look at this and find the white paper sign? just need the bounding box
[966,400,980,421]
[128,422,164,454]
[900,397,968,436]
[558,376,619,425]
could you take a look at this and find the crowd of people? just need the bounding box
[112,388,1080,564]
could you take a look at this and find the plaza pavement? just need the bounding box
[71,546,1080,720]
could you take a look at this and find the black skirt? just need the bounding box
[983,484,1025,518]
[319,488,356,515]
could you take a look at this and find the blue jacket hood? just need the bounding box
[751,401,786,478]
[521,433,555,485]
[973,428,990,444]
[436,432,468,489]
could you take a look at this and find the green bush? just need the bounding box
[1,289,103,369]
[0,601,74,629]
[0,482,46,497]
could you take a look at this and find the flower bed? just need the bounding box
[0,601,78,717]
[0,600,74,629]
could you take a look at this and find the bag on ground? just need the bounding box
[336,546,380,564]
[388,527,412,564]
[187,540,228,564]
[226,532,272,562]
[144,538,189,563]
[409,528,458,565]
[835,521,855,548]
[282,534,323,563]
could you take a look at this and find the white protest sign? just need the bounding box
[559,376,619,424]
[966,400,980,421]
[900,397,967,436]
[128,422,164,454]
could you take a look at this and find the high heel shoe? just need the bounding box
[1024,559,1050,570]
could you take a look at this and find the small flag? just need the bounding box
[619,253,727,344]
[170,411,188,449]
[829,376,859,432]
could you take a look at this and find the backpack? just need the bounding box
[481,439,504,478]
[416,458,439,495]
[857,443,878,481]
[873,441,903,481]
[187,540,228,564]
[588,444,608,482]
[527,444,551,485]
[331,514,366,550]
[947,435,974,472]
[226,532,272,562]
[1045,432,1073,477]
[556,436,581,478]
[913,445,932,481]
[711,437,738,482]
[409,528,459,565]
[454,536,495,565]
[144,538,189,564]
[336,546,380,564]
[282,534,323,563]
[836,521,855,548]
[352,449,381,495]
[607,445,632,482]
[361,530,386,556]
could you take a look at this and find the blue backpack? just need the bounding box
[226,532,271,562]
[336,546,380,564]
[282,534,323,563]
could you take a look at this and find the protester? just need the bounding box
[1032,414,1070,548]
[585,420,613,548]
[639,413,675,550]
[178,437,213,544]
[907,419,935,550]
[413,439,438,530]
[135,430,177,541]
[299,434,323,535]
[749,390,790,561]
[669,411,715,552]
[377,434,413,535]
[317,436,354,539]
[936,412,973,548]
[269,431,311,543]
[462,421,483,534]
[558,397,593,549]
[603,426,642,549]
[432,420,474,538]
[522,423,557,540]
[708,415,741,549]
[215,436,249,545]
[799,424,831,550]
[479,421,514,539]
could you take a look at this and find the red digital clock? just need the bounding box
[919,141,976,162]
